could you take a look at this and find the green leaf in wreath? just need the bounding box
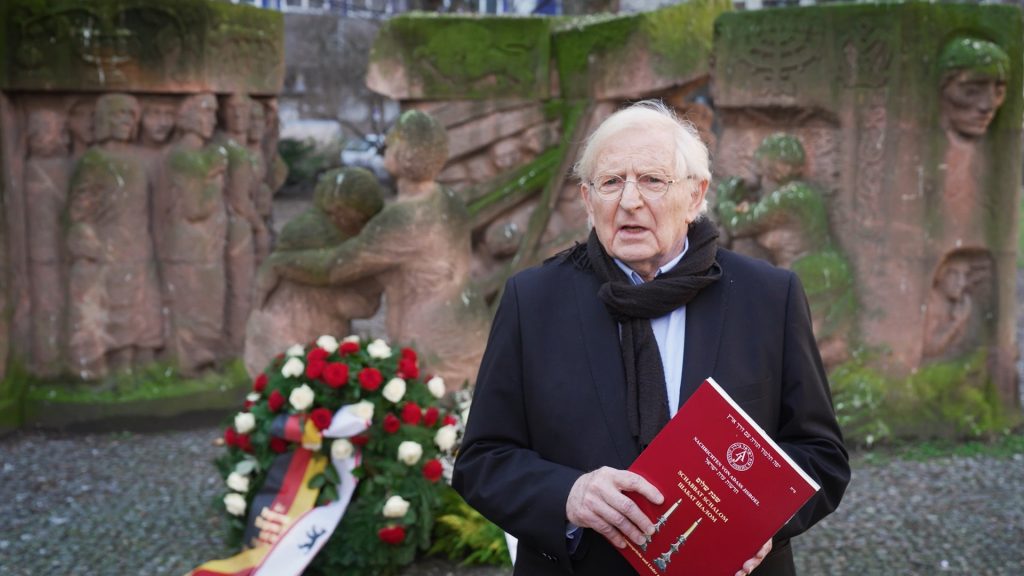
[324,465,340,484]
[309,473,327,489]
[321,483,339,503]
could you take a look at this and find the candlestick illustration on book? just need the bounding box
[641,499,682,552]
[653,518,702,572]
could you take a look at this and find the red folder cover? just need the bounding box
[620,377,819,576]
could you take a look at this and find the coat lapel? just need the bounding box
[572,271,640,466]
[679,262,728,410]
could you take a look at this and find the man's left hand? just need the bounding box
[735,539,772,576]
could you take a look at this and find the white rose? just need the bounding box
[331,439,354,461]
[367,339,392,359]
[246,392,261,403]
[382,378,407,403]
[226,472,250,493]
[346,400,375,422]
[316,335,339,354]
[289,384,315,411]
[281,357,305,378]
[382,495,411,518]
[342,335,361,344]
[427,376,446,399]
[397,440,423,466]
[234,412,255,434]
[224,493,247,516]
[435,425,457,452]
[286,344,306,357]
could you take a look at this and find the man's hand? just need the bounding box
[735,538,772,576]
[565,467,663,549]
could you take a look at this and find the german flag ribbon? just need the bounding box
[187,406,370,576]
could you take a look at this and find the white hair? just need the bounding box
[573,99,711,216]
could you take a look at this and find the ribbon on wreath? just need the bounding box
[188,406,369,576]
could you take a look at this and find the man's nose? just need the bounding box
[619,180,645,208]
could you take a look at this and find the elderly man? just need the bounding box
[453,101,849,576]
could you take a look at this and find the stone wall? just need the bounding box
[0,0,285,384]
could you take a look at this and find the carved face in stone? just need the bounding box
[937,259,971,301]
[937,37,1010,140]
[67,100,94,147]
[141,101,177,144]
[178,94,218,140]
[221,94,252,136]
[94,94,141,144]
[27,109,69,157]
[248,102,267,145]
[941,70,1007,139]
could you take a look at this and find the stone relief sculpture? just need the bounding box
[247,100,274,264]
[257,110,490,389]
[922,249,993,361]
[67,93,162,378]
[24,108,70,376]
[936,36,1009,248]
[158,93,229,375]
[715,133,855,367]
[216,93,269,352]
[244,167,385,375]
[67,98,94,162]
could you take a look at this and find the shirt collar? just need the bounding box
[613,237,690,286]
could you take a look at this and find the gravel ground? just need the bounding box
[0,426,1021,575]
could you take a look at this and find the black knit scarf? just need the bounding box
[575,219,722,449]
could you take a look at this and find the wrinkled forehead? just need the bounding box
[592,122,678,175]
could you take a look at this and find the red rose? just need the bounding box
[358,367,383,391]
[311,407,333,431]
[339,342,360,356]
[443,415,458,427]
[397,357,419,380]
[305,360,326,380]
[307,347,329,363]
[243,399,254,409]
[253,373,268,392]
[323,362,349,388]
[401,347,417,361]
[224,427,238,447]
[378,525,406,545]
[268,389,285,413]
[269,437,289,453]
[383,413,401,434]
[401,402,422,425]
[422,459,443,482]
[351,434,370,446]
[423,406,440,427]
[237,434,253,453]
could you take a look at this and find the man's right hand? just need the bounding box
[565,467,664,549]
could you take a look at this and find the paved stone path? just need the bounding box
[0,426,1021,575]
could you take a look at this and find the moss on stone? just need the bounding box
[640,0,729,80]
[313,167,385,221]
[374,14,551,100]
[551,13,640,99]
[754,133,806,166]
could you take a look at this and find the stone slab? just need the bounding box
[0,0,284,94]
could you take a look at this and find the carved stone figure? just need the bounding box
[140,96,178,148]
[159,93,229,375]
[216,93,268,352]
[67,98,94,162]
[937,37,1010,248]
[247,100,274,263]
[24,108,70,375]
[715,133,855,367]
[139,96,180,261]
[67,93,162,378]
[259,110,490,389]
[923,250,992,361]
[244,167,385,375]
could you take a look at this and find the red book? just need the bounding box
[620,377,819,576]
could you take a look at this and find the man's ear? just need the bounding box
[580,182,595,219]
[689,179,709,221]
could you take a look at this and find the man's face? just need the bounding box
[99,102,137,142]
[141,103,176,143]
[941,70,1007,139]
[580,124,706,280]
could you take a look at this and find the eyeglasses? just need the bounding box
[588,173,679,200]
